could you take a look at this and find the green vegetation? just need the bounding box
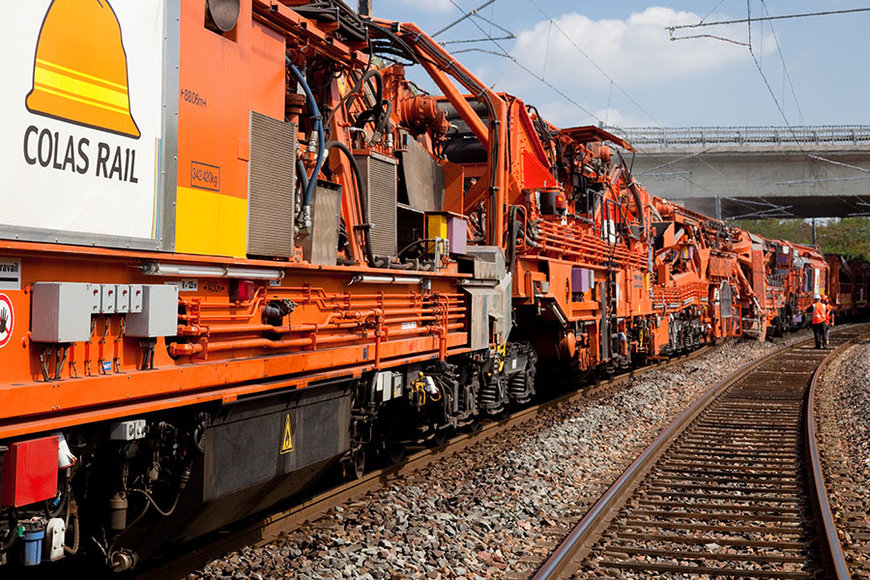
[730,217,870,259]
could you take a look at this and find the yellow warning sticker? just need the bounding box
[280,414,294,454]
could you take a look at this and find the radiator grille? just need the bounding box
[357,152,397,258]
[248,112,296,258]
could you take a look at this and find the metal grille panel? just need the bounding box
[248,112,296,258]
[299,181,341,266]
[357,152,397,258]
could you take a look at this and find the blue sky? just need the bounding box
[372,1,870,128]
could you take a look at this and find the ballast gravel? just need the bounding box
[193,333,808,580]
[815,338,870,577]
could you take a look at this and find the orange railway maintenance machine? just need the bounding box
[0,0,512,570]
[0,1,829,571]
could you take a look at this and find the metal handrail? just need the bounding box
[608,125,870,148]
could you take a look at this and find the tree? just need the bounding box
[730,217,870,259]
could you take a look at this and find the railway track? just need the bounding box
[534,324,870,579]
[133,347,713,579]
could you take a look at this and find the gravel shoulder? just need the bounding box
[194,333,809,580]
[815,338,870,577]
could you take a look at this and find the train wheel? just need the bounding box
[431,427,450,447]
[385,442,405,464]
[344,445,366,479]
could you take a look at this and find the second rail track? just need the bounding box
[535,324,870,579]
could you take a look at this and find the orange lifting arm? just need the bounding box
[377,20,508,246]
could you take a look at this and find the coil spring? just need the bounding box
[509,371,533,403]
[479,375,506,412]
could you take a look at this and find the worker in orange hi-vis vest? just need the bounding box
[823,295,833,348]
[810,294,827,349]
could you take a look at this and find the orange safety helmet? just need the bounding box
[25,0,140,138]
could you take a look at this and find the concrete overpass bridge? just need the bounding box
[613,126,870,220]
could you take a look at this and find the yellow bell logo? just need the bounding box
[26,0,140,139]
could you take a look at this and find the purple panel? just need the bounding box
[572,268,591,292]
[447,217,467,255]
[793,314,803,325]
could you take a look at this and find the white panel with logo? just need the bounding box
[0,1,166,243]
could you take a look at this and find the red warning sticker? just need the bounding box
[0,293,14,348]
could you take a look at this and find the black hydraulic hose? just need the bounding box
[369,22,502,242]
[326,69,383,135]
[364,69,383,108]
[324,140,377,267]
[373,98,393,136]
[397,238,436,257]
[287,59,324,213]
[296,158,309,195]
[616,149,646,239]
[364,21,420,64]
[409,33,501,241]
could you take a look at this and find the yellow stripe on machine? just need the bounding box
[175,187,247,258]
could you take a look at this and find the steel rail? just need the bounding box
[533,324,869,579]
[133,345,714,579]
[806,330,870,580]
[531,338,793,579]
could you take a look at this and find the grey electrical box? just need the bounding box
[31,282,94,343]
[109,419,147,441]
[85,284,102,314]
[125,285,179,338]
[115,285,131,313]
[129,285,144,313]
[100,284,116,314]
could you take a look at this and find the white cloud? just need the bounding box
[392,0,453,13]
[534,100,596,128]
[532,101,646,130]
[592,108,648,129]
[510,7,768,89]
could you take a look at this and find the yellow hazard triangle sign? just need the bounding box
[280,414,294,454]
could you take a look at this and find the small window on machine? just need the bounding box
[204,0,240,41]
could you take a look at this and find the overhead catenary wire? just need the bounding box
[541,20,552,80]
[444,0,602,122]
[809,155,870,174]
[526,0,662,128]
[441,35,513,45]
[468,10,514,38]
[741,1,804,150]
[668,6,870,33]
[661,5,868,214]
[699,0,729,24]
[432,0,496,38]
[760,0,804,124]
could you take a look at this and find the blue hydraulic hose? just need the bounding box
[287,58,324,211]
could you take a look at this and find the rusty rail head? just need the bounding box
[531,340,795,579]
[806,327,870,580]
